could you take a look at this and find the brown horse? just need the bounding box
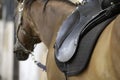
[14,0,120,80]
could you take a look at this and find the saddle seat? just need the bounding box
[54,0,120,76]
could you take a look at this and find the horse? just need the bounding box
[14,0,120,80]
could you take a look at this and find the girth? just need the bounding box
[54,0,120,76]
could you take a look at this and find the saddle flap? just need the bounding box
[55,0,102,62]
[55,28,78,62]
[56,10,80,48]
[55,10,80,62]
[55,0,120,76]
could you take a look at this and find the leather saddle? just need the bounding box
[55,0,120,76]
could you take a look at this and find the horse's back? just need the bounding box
[68,15,120,80]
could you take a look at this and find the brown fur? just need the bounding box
[17,0,120,80]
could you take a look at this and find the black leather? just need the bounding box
[55,0,101,62]
[55,0,120,76]
[101,0,120,9]
[55,0,102,75]
[55,17,114,76]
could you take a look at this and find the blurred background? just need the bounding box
[0,0,48,80]
[0,0,83,80]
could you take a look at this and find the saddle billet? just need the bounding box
[55,0,120,76]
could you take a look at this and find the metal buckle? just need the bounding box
[18,0,25,12]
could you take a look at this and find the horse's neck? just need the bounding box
[87,15,120,80]
[31,0,76,48]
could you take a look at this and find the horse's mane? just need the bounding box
[24,0,36,8]
[24,0,76,9]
